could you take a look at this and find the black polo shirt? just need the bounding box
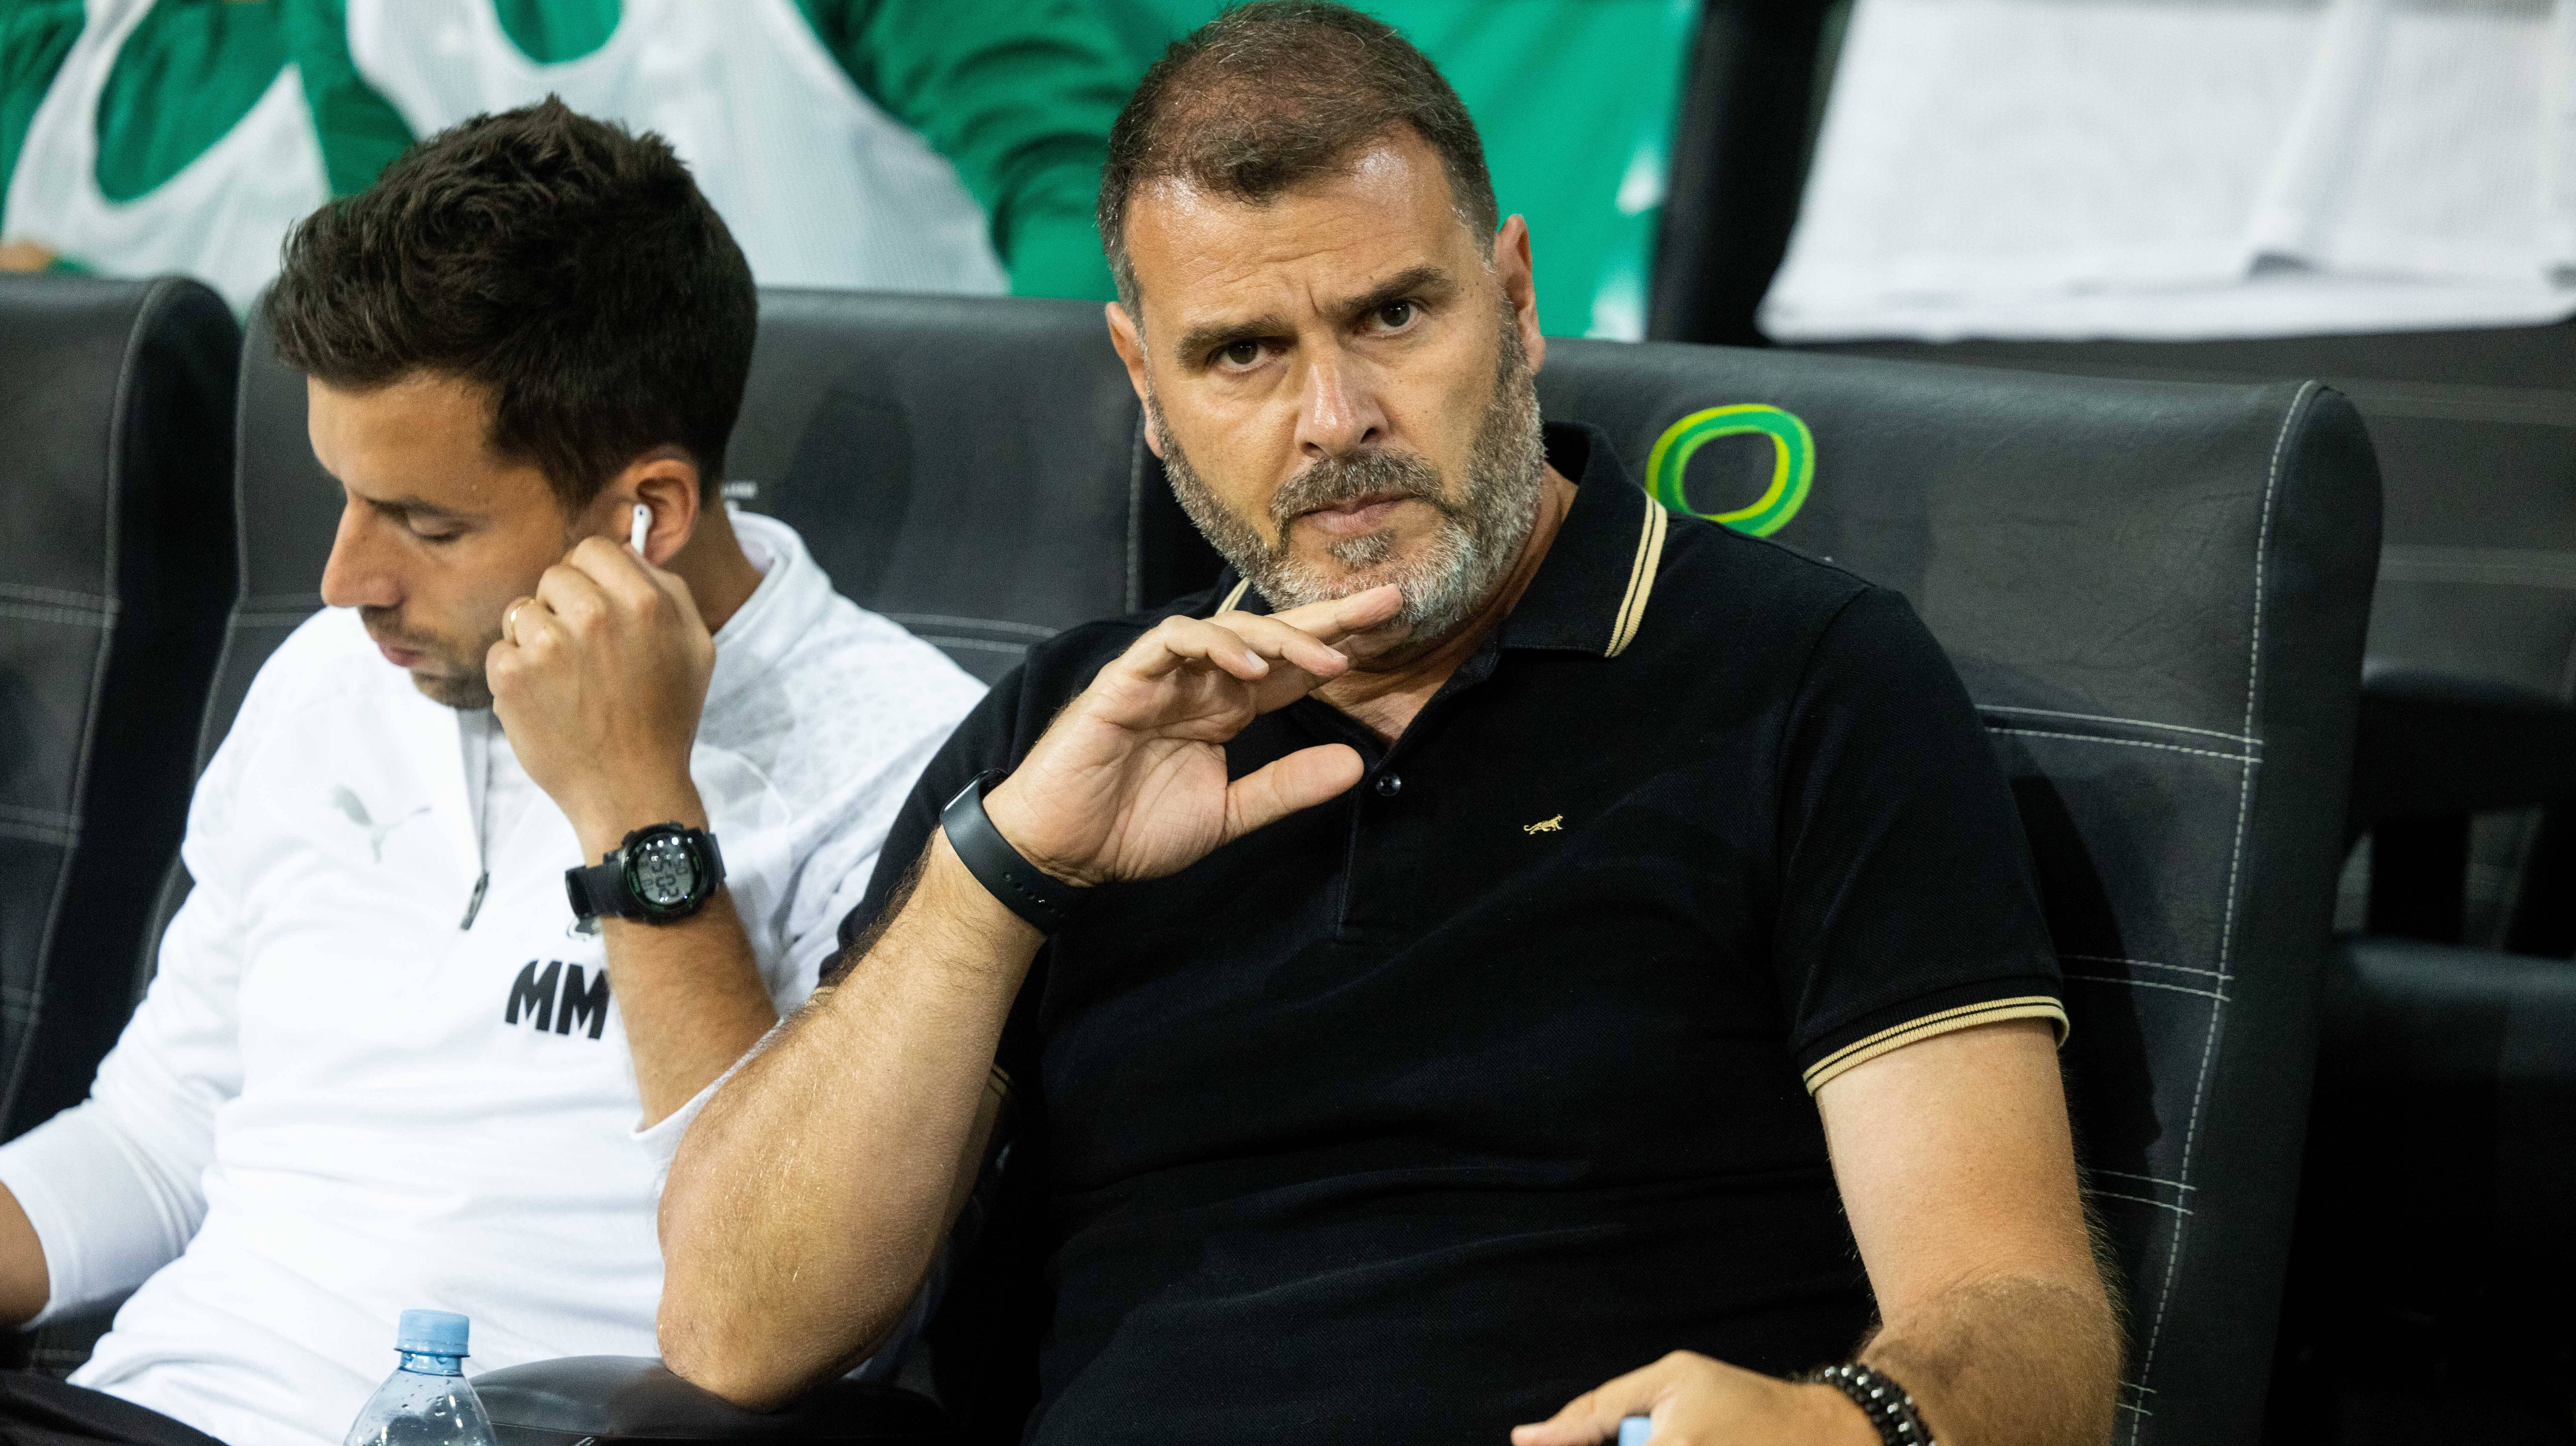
[845,422,2063,1446]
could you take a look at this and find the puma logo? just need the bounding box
[329,787,429,863]
[1523,815,1564,835]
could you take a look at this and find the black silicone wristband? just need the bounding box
[1802,1362,1935,1446]
[940,770,1090,935]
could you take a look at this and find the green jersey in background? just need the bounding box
[0,0,1135,305]
[2,0,1696,333]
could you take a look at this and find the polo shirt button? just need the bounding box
[1374,772,1403,798]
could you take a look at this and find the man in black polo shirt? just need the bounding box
[658,6,2121,1444]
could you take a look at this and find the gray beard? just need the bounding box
[1151,317,1548,665]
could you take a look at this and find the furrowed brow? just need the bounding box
[1333,265,1455,325]
[1174,310,1293,365]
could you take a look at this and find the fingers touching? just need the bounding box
[1265,583,1404,646]
[1127,582,1406,688]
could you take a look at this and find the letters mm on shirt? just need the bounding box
[504,961,611,1040]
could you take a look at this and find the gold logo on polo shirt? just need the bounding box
[1523,815,1564,835]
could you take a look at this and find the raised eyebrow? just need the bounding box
[1334,266,1455,326]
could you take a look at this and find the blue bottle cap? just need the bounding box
[1618,1416,1654,1446]
[395,1309,470,1357]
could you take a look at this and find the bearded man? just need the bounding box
[657,6,2123,1445]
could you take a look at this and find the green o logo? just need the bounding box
[1644,404,1815,536]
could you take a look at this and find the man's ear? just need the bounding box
[1492,215,1546,374]
[607,448,703,566]
[1105,301,1165,458]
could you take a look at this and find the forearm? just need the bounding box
[658,834,1037,1408]
[0,1182,44,1326]
[600,891,777,1127]
[577,789,778,1127]
[1814,1019,2119,1446]
[1862,1271,2122,1446]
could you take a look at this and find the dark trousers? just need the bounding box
[0,1373,226,1446]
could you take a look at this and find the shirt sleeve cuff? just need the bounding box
[0,1107,183,1325]
[629,1019,790,1186]
[1798,987,2068,1095]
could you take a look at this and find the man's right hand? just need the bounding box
[661,584,1405,1407]
[982,585,1403,888]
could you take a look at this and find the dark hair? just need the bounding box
[1097,2,1497,309]
[264,97,756,510]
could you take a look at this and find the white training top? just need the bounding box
[0,511,983,1446]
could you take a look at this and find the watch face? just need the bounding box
[627,831,701,911]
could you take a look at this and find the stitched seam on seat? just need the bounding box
[1988,728,2253,764]
[0,582,112,611]
[2062,974,2230,1002]
[2095,1168,2196,1193]
[2062,953,2227,980]
[1977,704,2255,746]
[2090,1188,2192,1216]
[0,804,79,830]
[918,637,1031,656]
[886,613,1059,641]
[2129,379,2312,1441]
[0,601,117,628]
[2118,1379,2159,1419]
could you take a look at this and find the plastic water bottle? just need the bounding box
[342,1310,499,1446]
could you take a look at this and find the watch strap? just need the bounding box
[565,858,627,921]
[941,770,1089,934]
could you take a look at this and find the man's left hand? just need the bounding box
[1512,1351,1873,1446]
[489,535,716,851]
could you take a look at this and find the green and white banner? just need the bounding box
[2,0,1693,332]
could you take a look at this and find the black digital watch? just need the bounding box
[565,822,726,924]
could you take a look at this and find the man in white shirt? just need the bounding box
[0,98,981,1446]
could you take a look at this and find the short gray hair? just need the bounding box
[1096,2,1499,310]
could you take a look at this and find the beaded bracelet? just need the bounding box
[1801,1361,1936,1446]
